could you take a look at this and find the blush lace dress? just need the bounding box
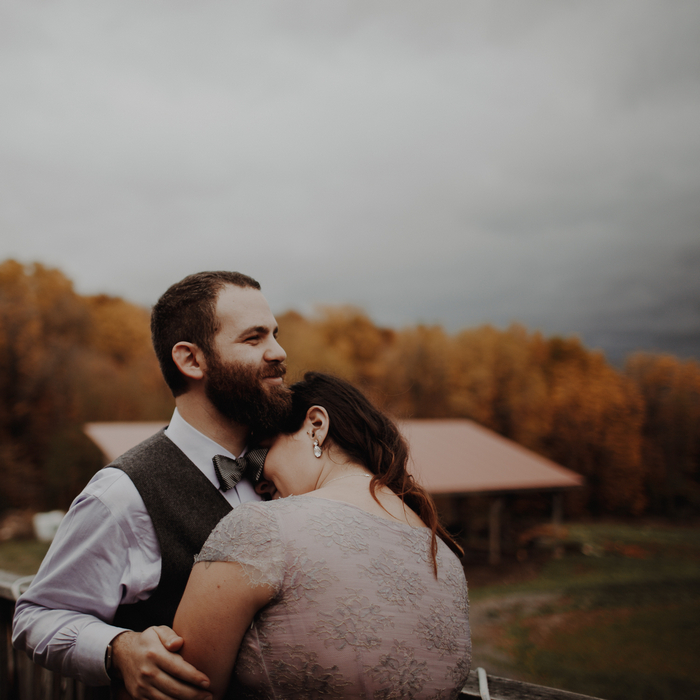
[195,495,471,700]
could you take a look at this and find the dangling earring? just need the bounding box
[313,439,322,458]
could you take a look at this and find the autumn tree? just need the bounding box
[543,338,646,515]
[448,325,552,451]
[626,353,700,515]
[0,261,94,507]
[0,260,171,511]
[80,294,173,421]
[380,325,453,418]
[446,328,645,514]
[278,306,394,391]
[4,260,697,519]
[279,310,651,515]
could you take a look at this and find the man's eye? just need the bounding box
[245,336,260,343]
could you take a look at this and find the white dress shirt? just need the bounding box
[12,408,260,686]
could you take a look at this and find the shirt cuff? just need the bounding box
[72,621,129,686]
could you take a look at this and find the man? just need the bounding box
[13,271,291,700]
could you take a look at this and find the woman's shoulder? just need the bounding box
[198,501,282,558]
[206,496,314,540]
[196,500,291,567]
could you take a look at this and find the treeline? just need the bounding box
[1,260,699,517]
[0,260,173,511]
[279,309,700,517]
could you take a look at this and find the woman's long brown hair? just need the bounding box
[283,372,463,574]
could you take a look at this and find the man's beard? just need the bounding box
[204,352,292,439]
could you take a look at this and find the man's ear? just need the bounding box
[172,342,206,382]
[306,406,330,446]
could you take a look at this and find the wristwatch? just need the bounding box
[105,643,115,680]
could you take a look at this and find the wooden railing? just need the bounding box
[1,569,602,700]
[460,667,604,700]
[1,569,94,700]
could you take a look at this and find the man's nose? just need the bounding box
[264,336,287,363]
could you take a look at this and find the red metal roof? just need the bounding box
[84,419,583,495]
[84,422,167,462]
[400,419,583,494]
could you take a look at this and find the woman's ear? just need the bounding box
[172,342,206,382]
[305,405,330,446]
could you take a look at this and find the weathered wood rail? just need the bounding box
[460,668,604,700]
[1,569,603,700]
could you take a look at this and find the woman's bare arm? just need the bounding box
[173,562,274,700]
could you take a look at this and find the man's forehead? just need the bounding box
[215,285,276,329]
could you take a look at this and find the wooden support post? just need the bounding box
[552,492,563,528]
[488,497,504,565]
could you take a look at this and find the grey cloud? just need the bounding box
[1,0,699,362]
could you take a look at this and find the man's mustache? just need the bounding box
[260,363,287,380]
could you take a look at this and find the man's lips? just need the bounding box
[262,376,284,385]
[261,365,287,382]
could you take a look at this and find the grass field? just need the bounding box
[468,521,700,700]
[0,539,50,575]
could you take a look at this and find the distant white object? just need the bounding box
[33,510,65,542]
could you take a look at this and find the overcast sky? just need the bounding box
[2,0,699,362]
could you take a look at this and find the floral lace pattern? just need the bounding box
[269,645,351,699]
[366,641,431,699]
[445,655,472,687]
[399,527,436,566]
[195,503,285,592]
[307,507,373,556]
[314,588,394,650]
[360,550,427,610]
[414,599,469,658]
[443,565,470,617]
[284,548,338,606]
[198,495,471,699]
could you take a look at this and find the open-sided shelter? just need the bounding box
[85,418,583,564]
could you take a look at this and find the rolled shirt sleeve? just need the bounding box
[12,468,161,686]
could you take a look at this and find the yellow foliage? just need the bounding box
[86,295,153,364]
[0,260,171,509]
[626,353,700,513]
[1,258,696,517]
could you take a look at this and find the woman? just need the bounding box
[173,372,471,699]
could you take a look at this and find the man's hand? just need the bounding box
[111,627,212,700]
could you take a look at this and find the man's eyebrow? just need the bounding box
[237,325,273,339]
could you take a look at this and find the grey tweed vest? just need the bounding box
[110,430,231,631]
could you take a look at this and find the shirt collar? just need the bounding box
[164,408,247,491]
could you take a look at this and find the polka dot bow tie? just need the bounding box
[212,448,268,491]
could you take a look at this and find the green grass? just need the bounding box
[0,540,50,575]
[515,600,700,700]
[470,521,700,700]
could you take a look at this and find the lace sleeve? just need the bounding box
[195,502,285,593]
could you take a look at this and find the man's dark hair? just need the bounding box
[151,271,261,396]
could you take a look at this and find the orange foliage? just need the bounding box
[0,261,90,507]
[279,307,394,392]
[545,347,645,514]
[381,325,453,418]
[626,353,700,514]
[86,295,153,365]
[0,260,172,510]
[277,310,688,516]
[449,325,552,450]
[2,259,697,517]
